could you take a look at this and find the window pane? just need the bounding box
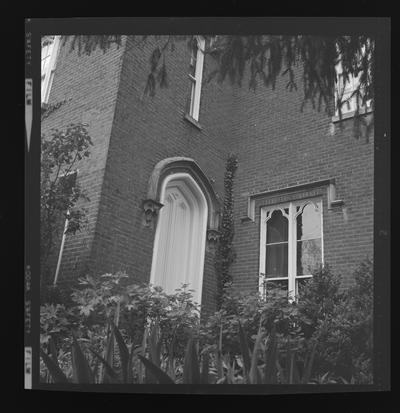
[191,40,198,58]
[189,41,198,77]
[266,243,288,277]
[189,80,196,116]
[296,203,321,240]
[297,278,312,294]
[189,60,197,77]
[297,239,322,275]
[41,39,54,72]
[267,209,288,243]
[264,280,288,297]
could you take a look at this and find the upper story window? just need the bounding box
[41,35,60,104]
[334,45,373,119]
[259,198,324,299]
[188,36,205,122]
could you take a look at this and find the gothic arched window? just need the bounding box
[259,199,323,299]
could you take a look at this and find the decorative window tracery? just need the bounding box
[259,198,323,299]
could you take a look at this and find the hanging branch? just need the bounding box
[59,35,374,118]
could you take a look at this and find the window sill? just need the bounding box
[331,107,373,123]
[184,113,202,130]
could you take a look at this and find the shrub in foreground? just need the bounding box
[40,259,373,384]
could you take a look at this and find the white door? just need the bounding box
[150,173,208,306]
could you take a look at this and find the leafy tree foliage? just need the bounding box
[40,120,93,294]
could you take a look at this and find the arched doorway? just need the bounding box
[150,172,208,306]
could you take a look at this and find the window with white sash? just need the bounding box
[188,36,205,121]
[334,44,373,118]
[41,35,60,104]
[259,198,324,299]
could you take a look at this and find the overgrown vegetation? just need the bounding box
[40,259,373,384]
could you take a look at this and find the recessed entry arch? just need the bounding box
[146,157,220,231]
[150,172,208,306]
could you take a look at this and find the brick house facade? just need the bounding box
[41,36,374,314]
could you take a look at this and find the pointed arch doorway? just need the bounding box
[150,172,208,306]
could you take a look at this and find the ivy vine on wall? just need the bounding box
[215,153,238,309]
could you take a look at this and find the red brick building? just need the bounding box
[41,35,374,314]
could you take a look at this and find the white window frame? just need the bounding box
[188,36,205,121]
[334,47,373,119]
[259,198,324,300]
[41,35,61,104]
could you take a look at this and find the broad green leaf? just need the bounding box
[40,348,69,383]
[127,344,136,384]
[138,355,175,384]
[264,325,278,384]
[238,321,251,381]
[215,349,223,381]
[249,323,263,384]
[224,354,236,384]
[149,319,161,367]
[168,329,177,381]
[49,337,59,365]
[139,326,149,384]
[200,352,210,384]
[101,321,114,383]
[214,322,224,380]
[89,348,120,383]
[183,337,201,384]
[288,350,300,384]
[71,331,94,383]
[301,342,317,384]
[110,321,129,383]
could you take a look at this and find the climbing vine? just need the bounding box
[215,154,238,309]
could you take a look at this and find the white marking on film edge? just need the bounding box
[25,78,32,152]
[25,346,32,389]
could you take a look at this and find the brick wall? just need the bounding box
[41,36,127,289]
[43,36,374,312]
[86,36,236,314]
[228,64,374,293]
